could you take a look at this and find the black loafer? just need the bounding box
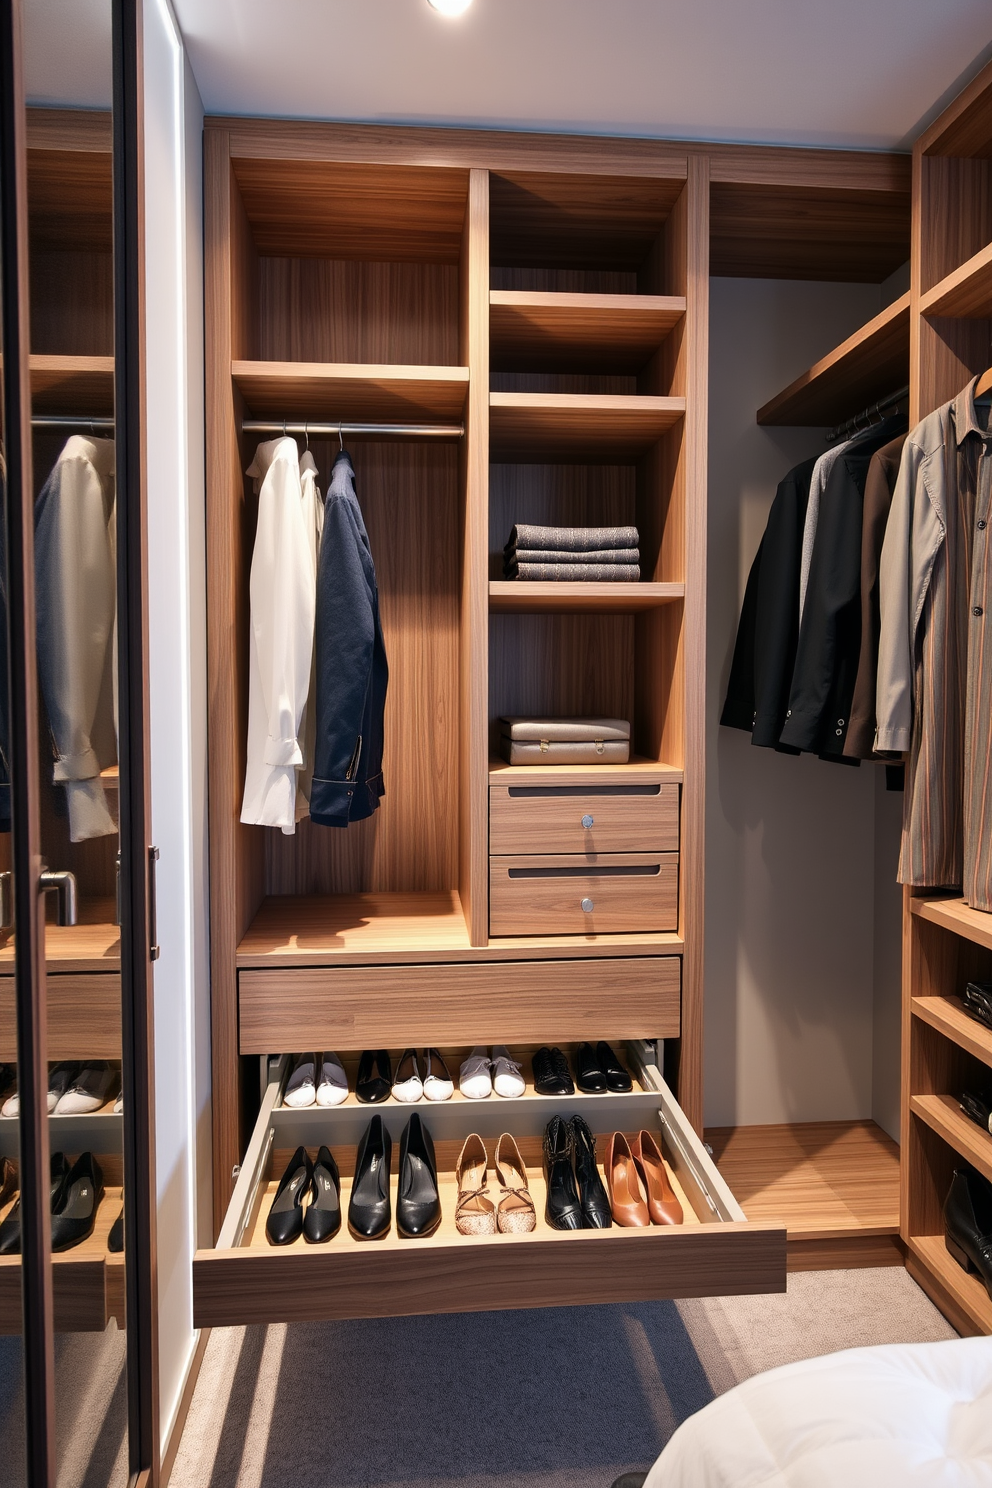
[304,1145,341,1243]
[596,1041,633,1093]
[396,1113,441,1238]
[543,1115,584,1229]
[51,1152,104,1252]
[570,1115,612,1228]
[533,1046,575,1096]
[349,1115,392,1239]
[356,1049,393,1104]
[574,1042,608,1093]
[108,1206,124,1253]
[0,1151,69,1255]
[266,1145,313,1246]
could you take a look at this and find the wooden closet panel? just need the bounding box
[917,316,991,419]
[920,157,992,293]
[265,441,460,896]
[489,171,681,270]
[29,248,113,355]
[491,373,637,397]
[490,267,639,294]
[489,463,635,580]
[257,259,460,366]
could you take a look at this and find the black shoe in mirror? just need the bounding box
[0,1151,71,1256]
[396,1112,441,1239]
[265,1145,314,1246]
[51,1152,104,1253]
[349,1115,392,1240]
[356,1049,393,1104]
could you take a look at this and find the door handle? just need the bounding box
[39,868,78,927]
[148,846,160,961]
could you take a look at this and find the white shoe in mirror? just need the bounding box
[283,1053,317,1108]
[492,1047,525,1098]
[54,1060,116,1114]
[392,1048,424,1103]
[316,1051,348,1106]
[422,1048,453,1101]
[459,1047,492,1100]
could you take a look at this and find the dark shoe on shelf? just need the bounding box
[265,1145,313,1246]
[569,1115,613,1228]
[51,1152,104,1252]
[356,1049,393,1104]
[0,1152,69,1255]
[349,1115,392,1240]
[944,1166,992,1299]
[596,1040,633,1093]
[543,1115,584,1229]
[0,1156,17,1207]
[108,1207,124,1253]
[396,1112,441,1238]
[960,1085,992,1134]
[304,1145,341,1243]
[533,1046,575,1097]
[574,1043,608,1094]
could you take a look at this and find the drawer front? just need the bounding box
[0,973,121,1062]
[193,1050,786,1328]
[239,956,681,1053]
[490,853,678,936]
[490,781,680,855]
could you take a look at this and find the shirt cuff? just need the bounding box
[263,735,304,768]
[874,726,909,753]
[308,777,356,827]
[65,779,117,841]
[52,747,100,782]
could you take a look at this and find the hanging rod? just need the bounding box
[32,415,115,432]
[241,418,464,440]
[826,385,909,444]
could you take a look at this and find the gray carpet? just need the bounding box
[169,1268,957,1488]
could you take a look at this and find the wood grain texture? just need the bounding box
[920,157,992,294]
[908,1233,992,1336]
[490,171,684,271]
[912,996,992,1073]
[911,1093,992,1187]
[233,360,468,422]
[756,293,911,426]
[489,580,683,614]
[0,901,120,971]
[921,241,992,317]
[919,56,992,159]
[27,354,114,414]
[906,1248,986,1338]
[27,145,113,254]
[489,756,682,785]
[786,1234,904,1272]
[238,955,680,1053]
[488,461,636,577]
[259,258,460,365]
[0,974,120,1061]
[490,392,684,462]
[490,290,684,374]
[710,182,910,281]
[489,779,679,856]
[490,852,679,936]
[29,250,113,357]
[913,895,992,952]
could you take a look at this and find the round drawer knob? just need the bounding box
[581,897,594,913]
[581,814,594,828]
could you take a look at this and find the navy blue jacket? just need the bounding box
[310,452,388,827]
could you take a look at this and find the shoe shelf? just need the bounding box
[231,360,469,423]
[490,291,685,375]
[907,1232,992,1336]
[0,1101,122,1161]
[488,580,684,614]
[920,242,992,318]
[489,392,684,462]
[193,1047,786,1327]
[488,757,684,786]
[912,894,992,956]
[911,1094,992,1187]
[0,1173,124,1335]
[911,994,992,1072]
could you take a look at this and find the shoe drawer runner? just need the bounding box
[490,781,680,855]
[193,1046,786,1327]
[489,853,678,935]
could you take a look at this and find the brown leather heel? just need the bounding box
[632,1129,683,1226]
[604,1132,650,1226]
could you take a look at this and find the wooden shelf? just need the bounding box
[911,1094,992,1186]
[29,354,114,417]
[908,1233,992,1336]
[232,361,470,423]
[0,1185,123,1334]
[756,292,910,426]
[912,995,992,1072]
[490,290,684,374]
[912,894,992,952]
[489,755,683,785]
[706,1120,901,1270]
[489,579,683,613]
[921,243,992,318]
[490,391,684,462]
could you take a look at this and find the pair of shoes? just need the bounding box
[455,1133,535,1235]
[349,1112,441,1240]
[2,1060,118,1117]
[606,1131,683,1226]
[0,1152,105,1252]
[0,1152,67,1254]
[393,1049,454,1103]
[266,1145,341,1244]
[283,1052,348,1108]
[543,1115,612,1229]
[944,1167,992,1299]
[574,1042,633,1094]
[459,1047,525,1100]
[532,1046,574,1095]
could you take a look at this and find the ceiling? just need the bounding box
[22,0,992,153]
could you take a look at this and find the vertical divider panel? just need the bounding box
[459,169,490,946]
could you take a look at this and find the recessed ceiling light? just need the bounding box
[428,0,472,15]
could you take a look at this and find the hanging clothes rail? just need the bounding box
[31,416,115,432]
[241,418,465,440]
[826,384,909,444]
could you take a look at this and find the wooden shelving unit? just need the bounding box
[489,391,684,460]
[232,360,469,422]
[489,580,684,613]
[29,353,114,415]
[490,290,684,373]
[920,242,992,318]
[489,756,683,784]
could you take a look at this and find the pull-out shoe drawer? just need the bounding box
[490,854,679,936]
[193,1047,786,1327]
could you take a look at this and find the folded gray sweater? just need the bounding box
[506,523,640,554]
[507,562,641,581]
[503,546,640,567]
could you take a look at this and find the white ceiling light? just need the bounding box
[427,0,472,15]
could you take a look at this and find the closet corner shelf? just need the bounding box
[489,579,684,614]
[908,1233,992,1336]
[911,894,992,952]
[488,756,683,785]
[910,995,992,1071]
[755,292,910,427]
[489,391,684,462]
[29,354,115,417]
[910,1093,992,1186]
[489,290,685,373]
[232,361,470,423]
[920,242,992,319]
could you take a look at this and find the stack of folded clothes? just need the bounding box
[503,523,640,581]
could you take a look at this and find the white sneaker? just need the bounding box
[1,1089,17,1117]
[422,1048,454,1101]
[491,1046,525,1098]
[283,1053,317,1108]
[459,1047,492,1100]
[316,1051,348,1106]
[392,1049,424,1102]
[54,1060,116,1114]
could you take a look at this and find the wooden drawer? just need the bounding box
[490,781,679,855]
[238,956,681,1053]
[193,1049,786,1327]
[490,853,678,936]
[0,973,121,1063]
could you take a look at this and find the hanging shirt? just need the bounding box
[798,439,852,620]
[296,449,323,819]
[35,435,117,842]
[876,378,992,906]
[240,437,319,835]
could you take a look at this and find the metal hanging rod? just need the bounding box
[826,384,909,444]
[32,415,115,432]
[241,418,464,440]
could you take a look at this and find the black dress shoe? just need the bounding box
[596,1041,633,1093]
[108,1207,124,1253]
[533,1046,575,1096]
[0,1152,70,1255]
[960,1085,992,1134]
[356,1049,393,1104]
[944,1166,992,1299]
[574,1043,608,1094]
[543,1115,584,1229]
[51,1152,104,1252]
[265,1145,313,1246]
[396,1112,441,1238]
[304,1145,341,1244]
[569,1114,613,1228]
[349,1115,392,1239]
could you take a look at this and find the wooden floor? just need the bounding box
[706,1120,901,1271]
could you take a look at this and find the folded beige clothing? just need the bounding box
[499,717,630,743]
[499,738,631,765]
